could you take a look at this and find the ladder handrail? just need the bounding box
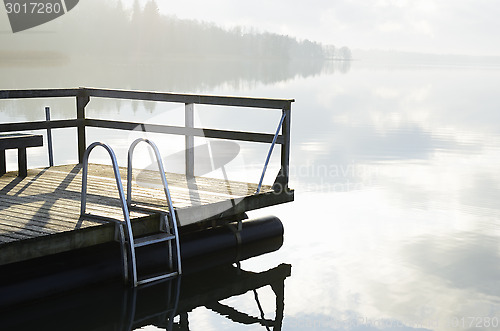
[80,141,138,285]
[256,111,286,193]
[127,138,182,275]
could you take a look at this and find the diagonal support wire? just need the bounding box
[256,112,286,194]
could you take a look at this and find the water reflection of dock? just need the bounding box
[0,260,291,331]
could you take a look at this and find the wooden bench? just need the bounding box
[0,133,43,177]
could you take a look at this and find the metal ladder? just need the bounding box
[127,138,182,285]
[80,140,181,287]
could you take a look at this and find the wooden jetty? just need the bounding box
[0,88,294,269]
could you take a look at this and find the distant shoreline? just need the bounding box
[352,49,500,64]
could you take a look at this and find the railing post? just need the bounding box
[185,103,194,178]
[76,88,90,164]
[273,103,291,192]
[45,107,54,167]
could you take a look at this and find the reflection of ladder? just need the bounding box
[120,276,182,331]
[80,139,181,287]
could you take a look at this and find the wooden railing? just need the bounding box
[0,87,293,189]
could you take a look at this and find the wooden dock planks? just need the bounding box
[0,163,292,265]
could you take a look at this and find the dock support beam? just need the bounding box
[77,89,90,164]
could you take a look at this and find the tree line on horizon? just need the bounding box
[125,0,352,61]
[112,0,352,61]
[2,0,352,62]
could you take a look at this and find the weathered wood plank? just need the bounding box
[0,164,272,213]
[80,163,269,193]
[0,196,133,228]
[0,206,73,232]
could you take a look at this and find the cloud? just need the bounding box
[410,20,434,37]
[377,21,402,32]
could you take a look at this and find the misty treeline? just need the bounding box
[3,0,351,62]
[113,0,350,61]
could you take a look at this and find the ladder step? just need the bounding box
[81,213,123,224]
[137,271,178,286]
[129,203,170,214]
[134,233,176,247]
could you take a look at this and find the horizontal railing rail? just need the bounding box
[85,87,293,109]
[0,119,77,132]
[0,87,294,109]
[0,88,80,99]
[0,87,293,190]
[85,119,284,144]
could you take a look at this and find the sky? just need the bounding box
[127,0,500,56]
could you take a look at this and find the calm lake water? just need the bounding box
[1,58,500,330]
